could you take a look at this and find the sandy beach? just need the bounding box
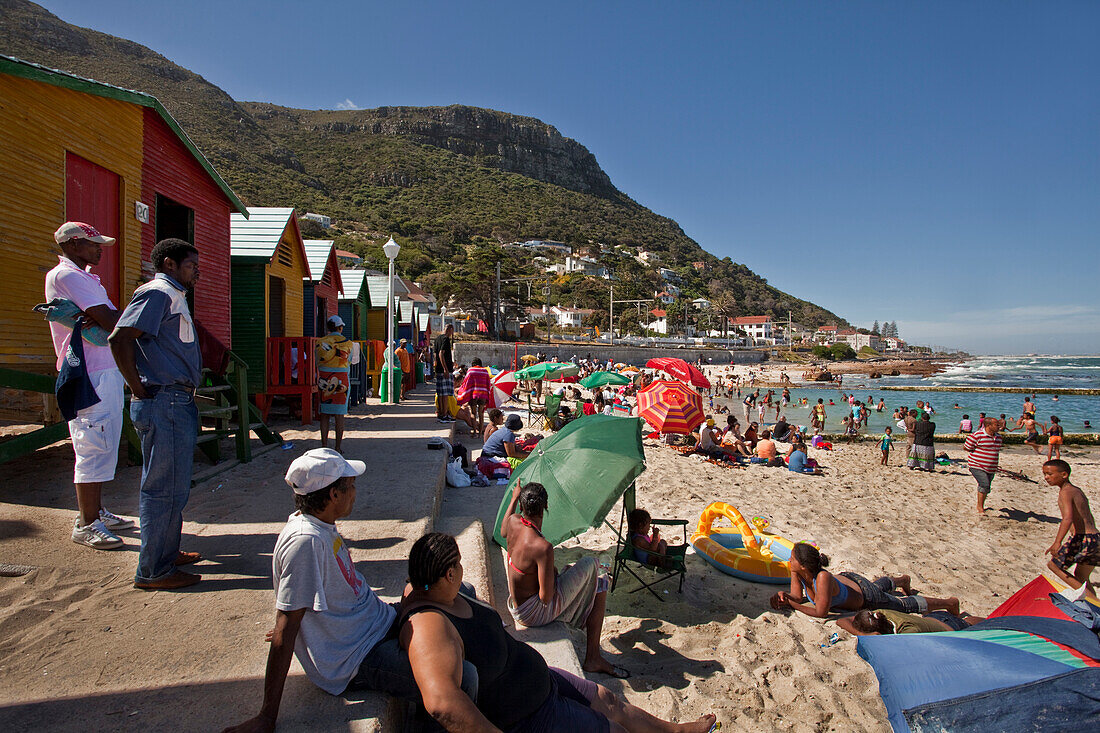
[1,377,1097,731]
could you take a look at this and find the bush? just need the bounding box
[829,343,856,360]
[811,344,833,359]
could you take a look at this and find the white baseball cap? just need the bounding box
[54,221,115,246]
[327,315,345,329]
[285,448,365,495]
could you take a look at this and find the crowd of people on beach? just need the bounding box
[38,231,1093,732]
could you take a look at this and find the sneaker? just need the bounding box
[71,519,123,550]
[98,508,135,530]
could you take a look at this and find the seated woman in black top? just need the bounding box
[398,533,717,733]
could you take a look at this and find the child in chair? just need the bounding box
[629,508,676,568]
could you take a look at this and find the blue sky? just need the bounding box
[36,1,1100,354]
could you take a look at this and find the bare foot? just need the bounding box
[582,656,618,676]
[679,714,718,732]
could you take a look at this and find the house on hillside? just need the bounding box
[302,212,331,228]
[302,240,344,337]
[0,55,248,407]
[815,325,839,345]
[656,291,676,305]
[732,316,773,345]
[658,267,681,283]
[882,336,907,351]
[648,308,669,335]
[229,207,310,394]
[692,297,712,310]
[523,239,571,255]
[836,329,881,351]
[549,305,594,328]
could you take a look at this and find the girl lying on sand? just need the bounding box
[769,543,960,618]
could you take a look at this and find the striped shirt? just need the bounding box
[964,428,1003,472]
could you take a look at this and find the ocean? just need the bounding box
[716,355,1100,434]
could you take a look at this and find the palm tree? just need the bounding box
[711,291,738,343]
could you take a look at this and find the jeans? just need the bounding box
[130,387,198,582]
[841,572,928,613]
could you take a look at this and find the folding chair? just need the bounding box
[526,391,550,431]
[610,485,688,601]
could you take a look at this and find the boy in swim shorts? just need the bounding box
[1044,459,1099,600]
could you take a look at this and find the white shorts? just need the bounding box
[69,369,124,483]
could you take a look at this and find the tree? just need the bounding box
[889,321,899,338]
[872,320,880,334]
[829,343,856,360]
[812,344,833,360]
[711,291,738,342]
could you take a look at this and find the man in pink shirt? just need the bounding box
[44,222,133,549]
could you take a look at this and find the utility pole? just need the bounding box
[609,284,614,346]
[495,261,501,339]
[788,310,793,353]
[546,274,551,346]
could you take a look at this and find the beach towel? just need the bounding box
[508,556,608,629]
[456,365,491,404]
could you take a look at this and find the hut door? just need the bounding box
[65,152,121,306]
[269,276,285,337]
[316,297,327,336]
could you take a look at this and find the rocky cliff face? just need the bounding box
[245,103,619,198]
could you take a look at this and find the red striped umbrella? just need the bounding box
[488,370,518,408]
[636,380,705,434]
[645,357,710,388]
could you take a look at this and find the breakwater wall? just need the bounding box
[877,386,1100,395]
[453,342,766,369]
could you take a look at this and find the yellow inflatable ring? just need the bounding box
[689,501,794,584]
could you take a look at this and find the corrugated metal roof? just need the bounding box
[399,299,414,324]
[417,312,430,330]
[230,207,295,259]
[365,275,408,308]
[338,269,368,302]
[303,240,335,280]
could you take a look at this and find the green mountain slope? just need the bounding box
[1,0,847,331]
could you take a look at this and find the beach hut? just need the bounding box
[0,55,247,456]
[302,240,344,337]
[337,269,371,340]
[229,208,310,394]
[364,274,408,343]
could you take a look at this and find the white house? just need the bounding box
[835,329,882,351]
[882,336,906,351]
[523,239,572,255]
[692,297,711,310]
[637,250,657,264]
[656,290,676,305]
[550,305,594,328]
[302,212,331,228]
[732,315,774,345]
[815,325,839,344]
[658,267,681,283]
[648,308,669,335]
[664,283,681,297]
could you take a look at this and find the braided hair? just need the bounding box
[408,532,461,590]
[518,482,549,519]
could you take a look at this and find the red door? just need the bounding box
[65,152,121,305]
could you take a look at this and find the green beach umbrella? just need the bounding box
[492,414,646,547]
[513,361,580,381]
[579,371,632,389]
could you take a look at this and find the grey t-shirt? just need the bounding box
[273,512,396,694]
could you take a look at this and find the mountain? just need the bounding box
[0,0,848,331]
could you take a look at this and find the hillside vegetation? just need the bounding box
[1,0,847,332]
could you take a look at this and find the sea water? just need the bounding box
[714,355,1099,434]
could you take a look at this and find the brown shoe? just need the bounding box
[175,551,202,566]
[134,570,201,591]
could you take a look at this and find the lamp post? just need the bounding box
[383,236,400,404]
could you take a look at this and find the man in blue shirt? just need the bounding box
[110,239,204,590]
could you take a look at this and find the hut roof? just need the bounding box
[338,269,369,303]
[230,207,305,261]
[0,54,247,216]
[303,239,344,294]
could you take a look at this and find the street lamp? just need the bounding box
[383,236,400,404]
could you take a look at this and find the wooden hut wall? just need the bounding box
[266,230,307,338]
[0,73,144,372]
[141,107,233,347]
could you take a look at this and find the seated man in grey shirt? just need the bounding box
[223,448,476,732]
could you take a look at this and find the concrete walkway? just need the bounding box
[0,388,453,732]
